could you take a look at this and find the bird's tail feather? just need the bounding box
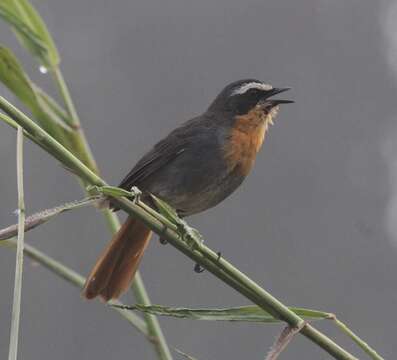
[83,216,152,301]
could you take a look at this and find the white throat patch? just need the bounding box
[231,82,273,96]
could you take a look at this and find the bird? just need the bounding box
[83,79,293,301]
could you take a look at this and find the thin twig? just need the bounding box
[265,322,306,360]
[0,196,101,241]
[8,126,25,360]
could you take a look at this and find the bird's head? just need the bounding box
[208,79,293,122]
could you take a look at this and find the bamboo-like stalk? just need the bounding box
[8,127,25,360]
[0,95,365,360]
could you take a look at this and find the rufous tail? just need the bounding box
[83,216,152,301]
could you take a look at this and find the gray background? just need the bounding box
[0,0,396,359]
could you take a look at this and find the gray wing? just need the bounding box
[118,134,188,191]
[117,112,215,191]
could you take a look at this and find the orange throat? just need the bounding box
[224,105,279,176]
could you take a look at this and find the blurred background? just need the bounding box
[1,0,396,358]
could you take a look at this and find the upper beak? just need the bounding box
[265,87,294,105]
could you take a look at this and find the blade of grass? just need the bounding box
[0,4,47,59]
[13,0,60,65]
[34,86,70,126]
[0,46,70,141]
[0,0,58,66]
[8,126,25,360]
[113,304,332,323]
[0,45,37,110]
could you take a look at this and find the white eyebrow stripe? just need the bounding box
[231,82,273,96]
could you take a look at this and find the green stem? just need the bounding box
[8,127,25,360]
[132,273,173,360]
[333,317,384,360]
[0,96,364,360]
[0,112,49,151]
[51,66,98,174]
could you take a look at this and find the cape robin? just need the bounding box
[83,79,293,301]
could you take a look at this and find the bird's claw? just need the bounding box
[194,263,205,273]
[129,186,142,203]
[177,220,204,250]
[216,251,222,262]
[150,194,203,249]
[159,237,168,245]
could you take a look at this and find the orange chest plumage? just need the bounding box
[223,106,275,176]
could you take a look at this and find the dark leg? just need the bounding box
[194,263,205,273]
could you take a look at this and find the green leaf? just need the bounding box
[0,0,59,66]
[113,304,332,323]
[15,0,59,65]
[150,194,180,223]
[87,185,141,199]
[0,45,70,140]
[34,86,70,125]
[0,4,47,57]
[0,45,39,111]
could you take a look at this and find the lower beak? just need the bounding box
[269,99,294,105]
[265,87,294,105]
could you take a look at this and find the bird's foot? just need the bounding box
[149,193,204,249]
[159,237,168,245]
[86,185,142,202]
[177,220,204,250]
[194,263,205,273]
[129,186,142,203]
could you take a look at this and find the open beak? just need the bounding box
[265,87,294,106]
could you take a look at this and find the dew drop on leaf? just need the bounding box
[39,66,48,74]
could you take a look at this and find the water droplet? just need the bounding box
[39,66,48,74]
